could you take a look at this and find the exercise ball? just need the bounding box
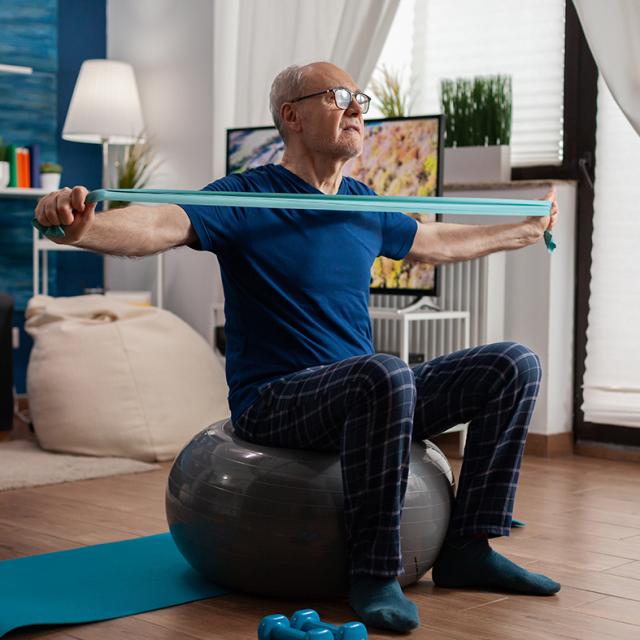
[166,419,454,598]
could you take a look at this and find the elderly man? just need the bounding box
[36,61,559,633]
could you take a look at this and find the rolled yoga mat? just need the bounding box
[32,189,556,252]
[0,533,227,637]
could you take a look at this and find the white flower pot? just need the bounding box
[0,161,9,188]
[40,173,61,191]
[444,145,511,184]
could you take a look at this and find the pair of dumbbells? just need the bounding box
[258,609,367,640]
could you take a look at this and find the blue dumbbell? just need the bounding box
[259,614,334,640]
[291,609,368,640]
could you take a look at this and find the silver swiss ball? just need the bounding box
[166,419,454,598]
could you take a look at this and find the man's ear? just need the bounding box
[281,103,302,135]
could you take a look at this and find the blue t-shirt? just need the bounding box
[180,163,418,421]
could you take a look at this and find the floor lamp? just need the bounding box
[62,59,145,192]
[60,59,159,303]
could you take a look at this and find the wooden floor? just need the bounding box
[1,450,640,639]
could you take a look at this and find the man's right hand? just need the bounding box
[34,186,97,244]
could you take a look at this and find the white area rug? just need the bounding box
[0,440,160,491]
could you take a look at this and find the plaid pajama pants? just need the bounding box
[233,341,542,578]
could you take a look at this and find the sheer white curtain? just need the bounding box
[573,0,640,136]
[211,0,400,177]
[209,0,399,313]
[576,1,640,428]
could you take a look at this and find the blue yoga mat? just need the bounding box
[0,533,226,638]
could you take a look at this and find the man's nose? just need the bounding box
[347,94,362,115]
[347,96,363,115]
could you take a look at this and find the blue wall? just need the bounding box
[0,1,59,310]
[55,0,105,297]
[0,0,106,392]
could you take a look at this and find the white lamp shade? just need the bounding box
[62,59,145,145]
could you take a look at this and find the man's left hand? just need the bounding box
[523,187,559,242]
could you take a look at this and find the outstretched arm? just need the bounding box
[406,189,559,265]
[34,186,198,257]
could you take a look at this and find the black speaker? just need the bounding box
[0,294,14,431]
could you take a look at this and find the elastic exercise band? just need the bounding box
[32,188,556,252]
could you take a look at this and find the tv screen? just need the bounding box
[226,115,443,297]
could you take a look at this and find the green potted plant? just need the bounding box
[370,65,411,118]
[109,132,161,209]
[440,74,512,183]
[40,161,63,191]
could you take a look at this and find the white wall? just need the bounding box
[445,181,577,436]
[106,0,221,339]
[506,183,576,436]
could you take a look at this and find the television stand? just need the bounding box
[398,296,440,313]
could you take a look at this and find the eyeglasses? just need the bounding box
[290,86,371,114]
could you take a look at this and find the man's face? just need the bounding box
[289,64,365,161]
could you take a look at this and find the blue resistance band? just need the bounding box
[32,188,556,253]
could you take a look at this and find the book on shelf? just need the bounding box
[17,148,31,188]
[5,143,42,189]
[28,144,41,188]
[7,144,17,187]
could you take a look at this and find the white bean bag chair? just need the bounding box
[25,295,229,461]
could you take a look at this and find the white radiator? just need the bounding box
[369,255,504,362]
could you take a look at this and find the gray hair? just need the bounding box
[269,64,309,141]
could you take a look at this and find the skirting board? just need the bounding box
[524,432,574,457]
[574,440,640,464]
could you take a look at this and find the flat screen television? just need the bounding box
[226,114,443,298]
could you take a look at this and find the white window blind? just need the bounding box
[372,0,566,167]
[581,76,640,428]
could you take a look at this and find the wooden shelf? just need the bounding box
[0,63,33,75]
[0,187,49,198]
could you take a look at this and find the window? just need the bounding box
[372,0,566,167]
[581,76,640,428]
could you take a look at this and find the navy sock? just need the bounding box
[348,576,420,633]
[432,536,561,595]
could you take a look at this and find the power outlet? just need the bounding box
[12,327,19,349]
